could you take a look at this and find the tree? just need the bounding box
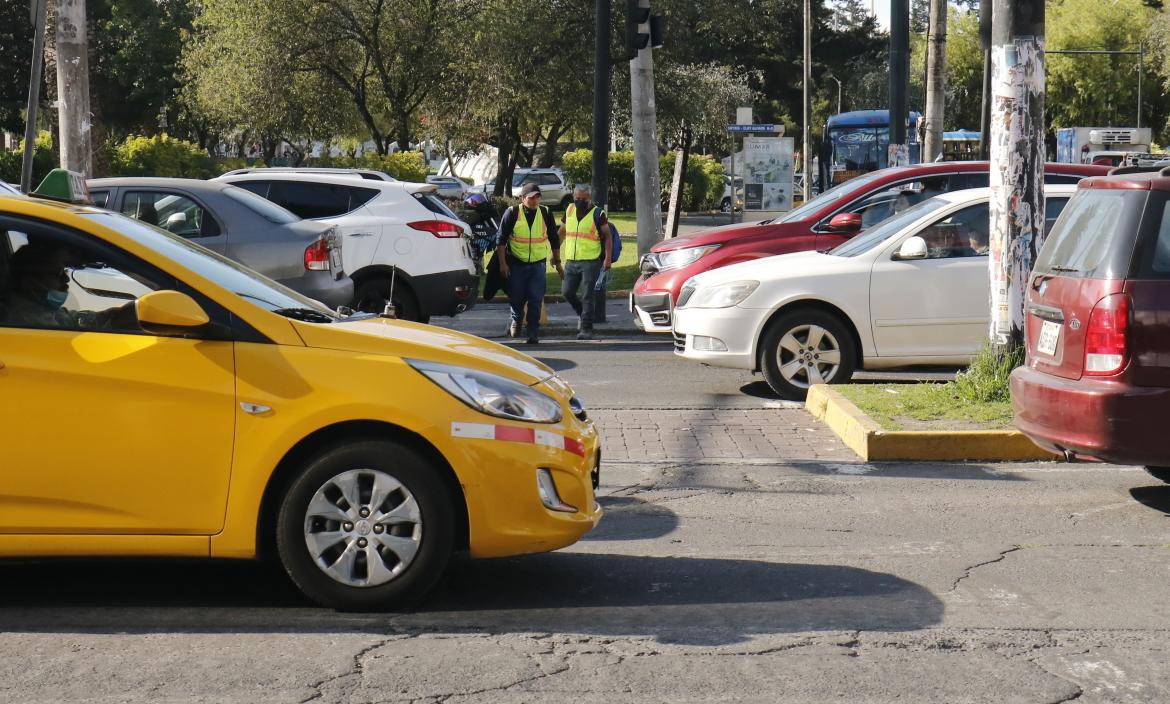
[0,0,34,134]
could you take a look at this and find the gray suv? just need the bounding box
[88,178,353,308]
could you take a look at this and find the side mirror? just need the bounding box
[136,290,210,335]
[896,236,929,260]
[826,212,863,234]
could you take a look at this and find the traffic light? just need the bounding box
[622,0,665,59]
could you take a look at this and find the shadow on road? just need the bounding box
[581,496,679,541]
[0,552,941,645]
[536,356,578,372]
[1129,485,1170,515]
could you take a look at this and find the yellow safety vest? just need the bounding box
[563,203,603,261]
[508,206,550,263]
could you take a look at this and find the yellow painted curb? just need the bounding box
[805,385,1060,462]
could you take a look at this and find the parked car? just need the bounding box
[633,161,1109,333]
[216,172,478,323]
[220,167,397,182]
[1011,169,1170,478]
[476,168,571,208]
[720,176,744,213]
[672,185,1076,400]
[0,181,600,610]
[0,182,18,195]
[426,175,472,199]
[87,178,352,309]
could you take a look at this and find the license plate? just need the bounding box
[1037,320,1061,356]
[329,247,343,273]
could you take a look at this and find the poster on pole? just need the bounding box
[742,137,794,212]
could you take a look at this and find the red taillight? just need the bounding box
[1084,293,1130,376]
[408,220,464,238]
[304,237,329,271]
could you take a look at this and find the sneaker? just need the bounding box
[507,320,520,338]
[525,335,539,345]
[576,329,593,340]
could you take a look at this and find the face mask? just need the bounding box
[45,289,68,309]
[574,199,591,212]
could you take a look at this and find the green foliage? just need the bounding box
[658,153,726,211]
[109,134,215,178]
[0,132,56,186]
[952,345,1025,404]
[0,0,33,133]
[835,383,1015,431]
[561,149,593,188]
[314,152,428,182]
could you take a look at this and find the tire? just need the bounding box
[759,309,857,401]
[720,197,732,213]
[353,276,428,323]
[275,440,455,611]
[1145,466,1170,483]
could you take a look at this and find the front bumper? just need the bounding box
[414,269,479,317]
[629,291,673,332]
[451,415,603,559]
[1011,365,1170,466]
[671,304,763,371]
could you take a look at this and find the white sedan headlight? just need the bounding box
[653,245,720,271]
[408,360,562,423]
[686,280,760,309]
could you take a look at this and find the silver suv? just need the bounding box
[479,168,571,208]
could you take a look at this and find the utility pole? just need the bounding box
[20,0,49,193]
[802,0,811,202]
[592,0,611,209]
[888,0,910,166]
[630,0,663,257]
[923,0,947,162]
[56,0,93,176]
[988,0,1045,352]
[978,0,992,159]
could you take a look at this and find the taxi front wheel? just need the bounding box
[276,440,454,611]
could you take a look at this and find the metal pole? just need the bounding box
[802,0,811,201]
[980,50,991,159]
[988,0,1044,352]
[729,137,736,224]
[592,0,610,209]
[888,0,910,166]
[1138,42,1143,129]
[630,0,662,258]
[56,0,93,176]
[20,0,48,193]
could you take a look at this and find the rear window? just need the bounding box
[1034,189,1147,279]
[412,192,460,220]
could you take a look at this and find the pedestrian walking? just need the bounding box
[559,184,613,340]
[497,182,562,344]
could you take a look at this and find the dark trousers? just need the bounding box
[507,259,546,335]
[561,258,603,327]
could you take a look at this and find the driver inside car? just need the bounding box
[4,241,136,330]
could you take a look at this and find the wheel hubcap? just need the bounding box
[303,469,422,588]
[775,324,842,389]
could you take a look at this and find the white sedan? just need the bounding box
[672,185,1075,400]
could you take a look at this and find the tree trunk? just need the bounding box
[395,112,411,152]
[923,0,947,161]
[493,116,514,198]
[988,0,1045,353]
[541,121,566,167]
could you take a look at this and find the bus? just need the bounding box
[819,110,921,189]
[942,130,980,161]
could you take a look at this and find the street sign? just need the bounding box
[728,124,777,133]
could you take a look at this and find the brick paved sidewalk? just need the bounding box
[594,408,856,462]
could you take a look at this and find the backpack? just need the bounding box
[607,215,623,261]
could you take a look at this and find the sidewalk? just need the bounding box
[432,298,643,340]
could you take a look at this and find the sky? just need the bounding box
[872,0,891,30]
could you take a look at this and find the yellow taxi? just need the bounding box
[0,172,601,610]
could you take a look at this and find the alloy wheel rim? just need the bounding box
[775,324,842,389]
[303,469,423,588]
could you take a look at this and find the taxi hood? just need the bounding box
[291,317,555,386]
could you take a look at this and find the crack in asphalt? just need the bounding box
[948,546,1025,594]
[299,637,404,704]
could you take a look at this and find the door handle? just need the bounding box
[349,232,375,238]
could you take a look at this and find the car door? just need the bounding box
[120,189,227,254]
[868,202,991,358]
[0,214,236,535]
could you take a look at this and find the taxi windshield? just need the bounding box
[80,210,340,320]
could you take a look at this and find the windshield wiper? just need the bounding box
[273,307,336,323]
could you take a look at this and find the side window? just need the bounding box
[914,203,989,259]
[233,181,271,198]
[347,186,379,210]
[1045,197,1069,237]
[0,216,175,334]
[90,190,110,208]
[122,191,221,239]
[267,181,352,219]
[538,173,560,186]
[851,175,954,229]
[1044,175,1083,185]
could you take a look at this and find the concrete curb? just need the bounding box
[805,385,1059,462]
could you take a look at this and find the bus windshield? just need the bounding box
[827,125,889,183]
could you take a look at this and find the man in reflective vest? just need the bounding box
[559,184,613,340]
[496,182,562,344]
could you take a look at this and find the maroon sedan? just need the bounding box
[1012,168,1170,480]
[632,161,1108,332]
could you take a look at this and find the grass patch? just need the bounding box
[834,346,1023,431]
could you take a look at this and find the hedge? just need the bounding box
[561,147,724,211]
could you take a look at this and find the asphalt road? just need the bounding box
[2,341,1167,703]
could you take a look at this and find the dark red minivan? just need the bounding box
[1012,169,1170,478]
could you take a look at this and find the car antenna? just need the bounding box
[384,266,399,319]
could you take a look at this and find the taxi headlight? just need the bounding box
[408,360,563,424]
[687,280,760,309]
